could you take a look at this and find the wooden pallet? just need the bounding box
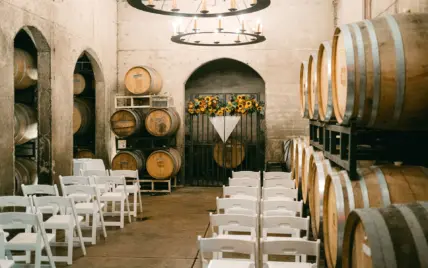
[139,176,177,193]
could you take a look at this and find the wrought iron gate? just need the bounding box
[185,93,265,186]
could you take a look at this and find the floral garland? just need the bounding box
[187,95,264,116]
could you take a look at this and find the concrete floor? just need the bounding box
[70,187,222,268]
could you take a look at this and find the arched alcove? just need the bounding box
[184,58,266,186]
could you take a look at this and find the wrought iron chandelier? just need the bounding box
[127,0,270,17]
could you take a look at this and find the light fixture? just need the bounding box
[127,0,270,18]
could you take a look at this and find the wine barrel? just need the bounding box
[299,61,309,118]
[332,13,428,130]
[14,103,37,145]
[111,150,146,172]
[317,41,334,122]
[343,202,428,268]
[145,108,180,137]
[323,165,428,268]
[14,48,37,90]
[125,66,163,95]
[110,109,145,138]
[15,158,37,195]
[213,140,245,169]
[308,53,319,120]
[73,73,86,95]
[146,148,181,179]
[74,149,95,159]
[302,148,323,204]
[293,141,305,189]
[73,98,94,135]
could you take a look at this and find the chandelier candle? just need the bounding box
[147,0,154,7]
[256,20,261,33]
[218,16,222,29]
[171,0,178,11]
[230,0,237,10]
[193,17,198,31]
[240,17,245,31]
[251,0,257,6]
[201,0,208,13]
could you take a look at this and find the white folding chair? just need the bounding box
[261,199,303,217]
[198,236,256,268]
[261,239,320,267]
[61,184,107,245]
[0,212,56,268]
[109,170,143,218]
[0,231,14,268]
[232,171,260,179]
[22,184,60,214]
[262,187,298,201]
[32,196,86,265]
[210,212,258,240]
[216,197,258,215]
[263,178,295,189]
[81,170,111,193]
[261,215,310,240]
[263,171,292,180]
[223,186,260,200]
[94,176,132,228]
[229,178,260,188]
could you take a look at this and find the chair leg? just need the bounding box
[138,190,143,216]
[98,211,108,239]
[34,248,41,268]
[125,195,132,223]
[76,222,87,256]
[120,199,125,228]
[67,227,74,265]
[25,250,31,264]
[91,213,97,245]
[133,193,137,217]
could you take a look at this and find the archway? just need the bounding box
[184,58,266,186]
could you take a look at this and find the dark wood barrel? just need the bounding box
[146,148,181,179]
[308,52,319,120]
[343,202,428,268]
[323,165,428,268]
[14,103,37,145]
[125,66,163,95]
[317,41,334,122]
[332,13,428,130]
[111,150,146,172]
[213,140,245,169]
[302,148,323,204]
[15,158,37,195]
[74,149,95,159]
[145,108,180,137]
[73,73,86,95]
[110,109,145,138]
[14,48,37,90]
[299,61,309,118]
[73,98,94,135]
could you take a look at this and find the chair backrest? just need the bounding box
[261,199,303,216]
[85,159,106,170]
[262,187,298,201]
[223,186,259,200]
[263,210,295,217]
[263,178,295,189]
[210,212,257,236]
[232,171,260,179]
[21,184,59,196]
[224,208,256,216]
[32,196,76,214]
[198,236,256,263]
[229,178,260,187]
[261,239,320,265]
[109,169,139,179]
[0,196,33,210]
[0,231,6,259]
[62,184,98,201]
[59,176,91,185]
[216,197,258,214]
[80,169,109,176]
[261,215,310,238]
[94,176,126,191]
[263,171,292,180]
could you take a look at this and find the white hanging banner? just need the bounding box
[209,116,241,143]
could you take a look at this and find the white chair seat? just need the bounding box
[44,215,84,229]
[0,260,14,268]
[264,261,314,268]
[216,234,254,241]
[7,233,56,249]
[114,185,138,193]
[68,193,91,202]
[208,259,255,268]
[100,192,125,201]
[75,202,105,214]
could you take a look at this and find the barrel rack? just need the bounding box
[114,95,172,109]
[309,120,428,179]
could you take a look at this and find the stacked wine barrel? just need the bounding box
[296,13,428,268]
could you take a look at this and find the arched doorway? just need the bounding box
[184,58,266,186]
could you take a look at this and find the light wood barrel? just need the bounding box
[323,165,428,268]
[302,149,324,204]
[73,98,94,135]
[14,48,38,90]
[111,150,146,172]
[14,103,37,145]
[145,108,180,137]
[110,109,145,138]
[125,66,163,95]
[317,41,334,122]
[74,149,95,159]
[73,73,86,95]
[146,148,181,179]
[213,140,245,169]
[308,53,319,120]
[293,141,305,189]
[332,13,428,130]
[299,61,309,118]
[15,158,37,195]
[343,202,428,268]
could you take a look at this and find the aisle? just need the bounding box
[70,187,221,268]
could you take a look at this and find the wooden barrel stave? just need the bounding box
[125,66,163,95]
[146,148,181,179]
[110,109,145,138]
[145,108,180,137]
[14,103,38,145]
[299,61,309,118]
[301,146,322,203]
[317,41,335,122]
[308,53,319,120]
[73,73,86,95]
[213,140,245,169]
[15,158,37,195]
[14,48,38,90]
[111,150,146,172]
[73,98,94,135]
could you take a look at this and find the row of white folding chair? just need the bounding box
[223,186,298,201]
[232,171,292,180]
[263,171,292,180]
[262,187,298,201]
[263,178,295,188]
[198,236,320,268]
